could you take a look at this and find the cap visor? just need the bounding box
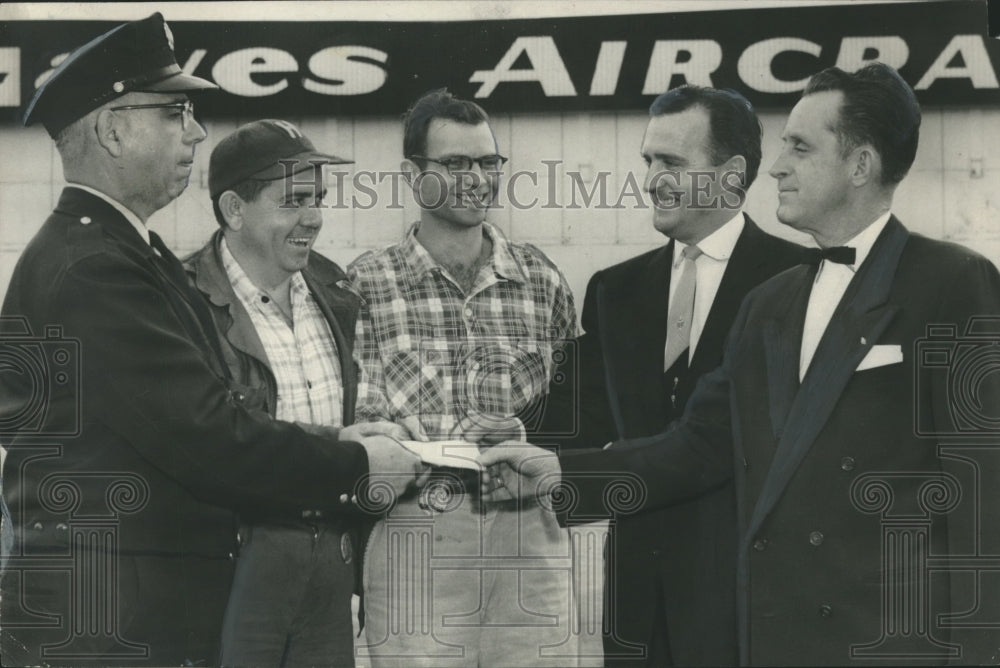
[140,72,218,92]
[251,151,354,181]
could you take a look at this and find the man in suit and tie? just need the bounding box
[485,63,1000,665]
[540,86,804,667]
[0,14,419,666]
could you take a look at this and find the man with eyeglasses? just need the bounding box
[0,14,420,666]
[348,89,578,667]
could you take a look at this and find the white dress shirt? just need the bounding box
[799,212,892,380]
[68,182,150,245]
[668,211,745,361]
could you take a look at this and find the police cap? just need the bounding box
[23,12,217,138]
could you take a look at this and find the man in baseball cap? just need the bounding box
[184,119,406,667]
[1,15,422,667]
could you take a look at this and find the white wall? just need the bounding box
[2,107,999,313]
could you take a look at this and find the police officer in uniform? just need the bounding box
[0,13,420,666]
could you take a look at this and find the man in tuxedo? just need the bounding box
[486,63,1000,665]
[0,14,419,666]
[542,86,804,667]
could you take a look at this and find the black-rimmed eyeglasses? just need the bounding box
[109,100,197,131]
[408,154,508,175]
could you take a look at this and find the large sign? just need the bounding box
[1,0,998,120]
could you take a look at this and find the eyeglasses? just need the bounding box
[109,100,198,131]
[409,154,508,175]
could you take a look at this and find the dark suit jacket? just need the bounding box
[0,188,372,666]
[560,217,1000,665]
[541,217,805,667]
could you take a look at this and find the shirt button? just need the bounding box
[307,380,313,389]
[841,456,856,471]
[809,531,825,546]
[261,295,270,303]
[463,308,473,318]
[339,493,349,504]
[753,538,767,552]
[819,604,833,618]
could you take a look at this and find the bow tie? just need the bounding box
[805,246,856,266]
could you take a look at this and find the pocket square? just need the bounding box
[856,344,903,371]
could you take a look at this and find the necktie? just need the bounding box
[663,245,702,372]
[804,246,856,265]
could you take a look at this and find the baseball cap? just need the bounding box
[208,119,353,199]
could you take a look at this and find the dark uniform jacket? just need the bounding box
[560,218,1000,666]
[0,187,372,666]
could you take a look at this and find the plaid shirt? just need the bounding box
[222,239,343,426]
[349,222,577,439]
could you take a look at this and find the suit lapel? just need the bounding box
[691,217,777,374]
[761,266,814,442]
[746,218,909,543]
[601,242,673,437]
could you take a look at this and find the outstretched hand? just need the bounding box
[478,441,561,502]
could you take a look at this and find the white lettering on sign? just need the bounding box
[643,40,723,94]
[469,36,577,97]
[304,46,388,96]
[0,48,21,107]
[835,37,909,72]
[589,41,627,96]
[212,47,298,97]
[916,35,999,90]
[180,49,208,77]
[738,37,822,93]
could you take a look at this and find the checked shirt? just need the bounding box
[349,222,577,439]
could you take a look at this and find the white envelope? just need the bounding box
[855,344,903,371]
[401,440,483,470]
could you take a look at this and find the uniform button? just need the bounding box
[819,604,833,618]
[753,538,767,552]
[79,216,92,225]
[435,534,444,542]
[651,549,661,557]
[339,493,349,504]
[32,521,43,531]
[232,390,245,402]
[743,457,749,470]
[56,523,68,531]
[113,81,125,93]
[809,531,824,546]
[227,552,235,561]
[841,457,856,471]
[302,509,315,519]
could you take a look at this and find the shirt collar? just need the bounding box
[842,211,892,271]
[672,211,745,267]
[400,221,528,286]
[220,236,307,305]
[67,182,149,245]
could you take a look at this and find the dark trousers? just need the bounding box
[219,522,356,668]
